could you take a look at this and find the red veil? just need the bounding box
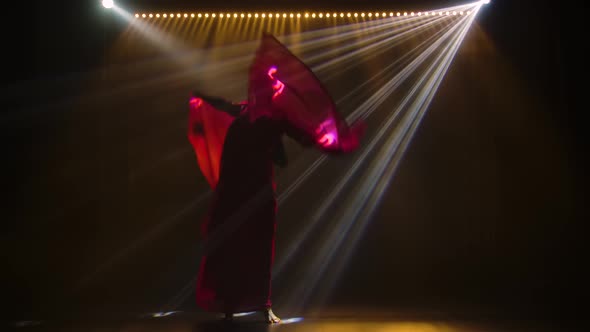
[249,33,364,154]
[188,33,364,189]
[187,97,234,189]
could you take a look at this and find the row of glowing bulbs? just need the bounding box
[133,11,472,19]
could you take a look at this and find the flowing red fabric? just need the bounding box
[187,97,234,189]
[249,33,365,153]
[192,34,365,313]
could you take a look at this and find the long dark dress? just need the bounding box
[195,114,309,313]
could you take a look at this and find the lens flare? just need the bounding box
[101,0,114,9]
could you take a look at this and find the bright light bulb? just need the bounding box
[102,0,114,9]
[481,0,491,4]
[149,13,153,18]
[142,13,146,18]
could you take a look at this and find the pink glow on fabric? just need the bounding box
[316,118,339,148]
[318,133,336,147]
[267,67,285,99]
[189,97,203,107]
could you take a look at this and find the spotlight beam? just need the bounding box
[276,15,461,206]
[306,15,442,68]
[273,13,471,280]
[310,11,479,307]
[88,4,475,114]
[278,13,475,310]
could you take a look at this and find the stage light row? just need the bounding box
[133,11,472,19]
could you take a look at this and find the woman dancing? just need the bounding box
[188,33,365,323]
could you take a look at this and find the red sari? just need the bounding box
[189,34,365,313]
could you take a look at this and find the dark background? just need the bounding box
[2,0,585,326]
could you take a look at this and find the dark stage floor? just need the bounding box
[7,309,582,332]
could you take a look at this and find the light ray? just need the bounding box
[277,12,478,310]
[273,13,468,277]
[316,12,479,307]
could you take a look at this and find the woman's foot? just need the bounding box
[263,308,281,324]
